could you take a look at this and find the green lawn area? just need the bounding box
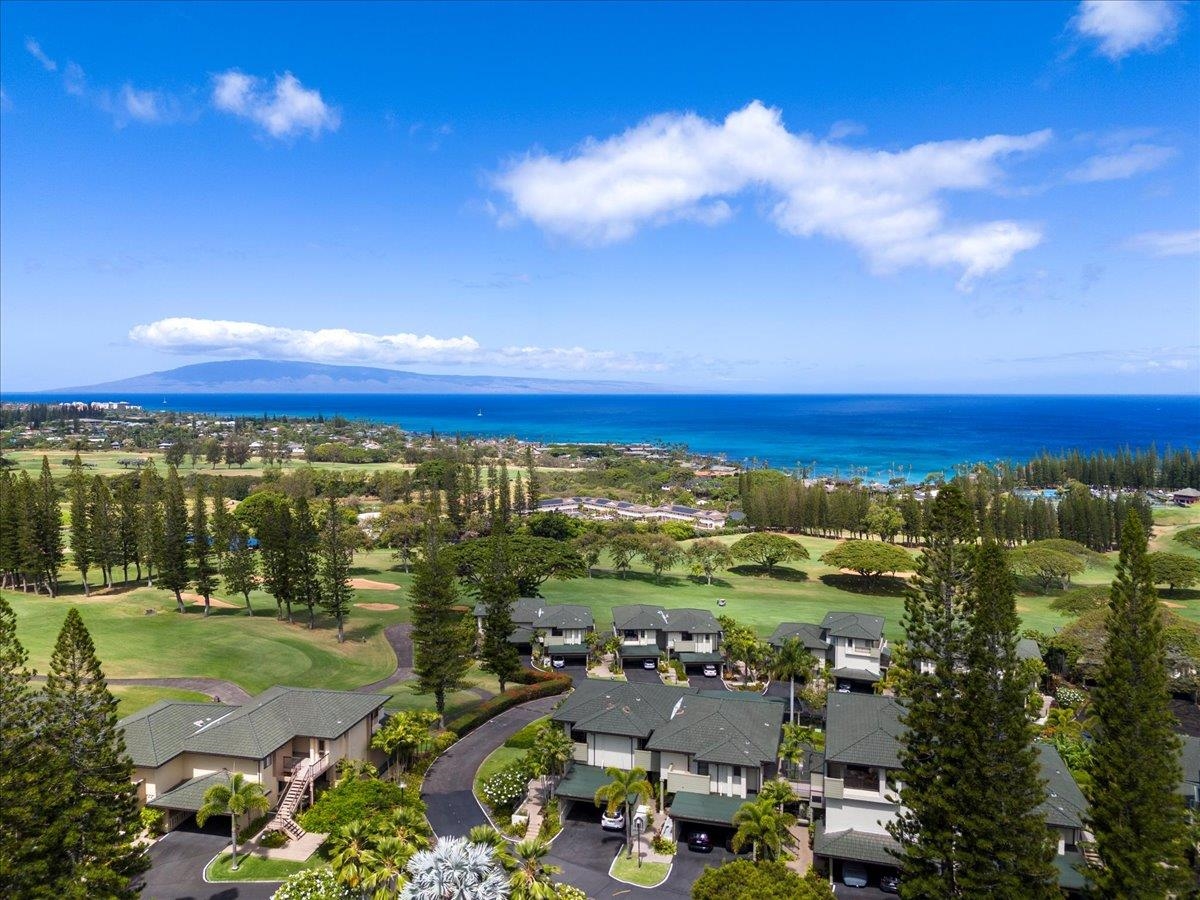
[111,684,210,715]
[205,850,321,881]
[2,449,422,479]
[610,852,670,887]
[473,745,528,803]
[376,664,497,715]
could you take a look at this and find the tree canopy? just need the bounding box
[1146,551,1200,592]
[729,533,809,573]
[691,860,834,900]
[449,533,585,596]
[819,539,914,583]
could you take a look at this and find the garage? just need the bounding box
[675,651,723,676]
[148,771,241,834]
[667,791,747,851]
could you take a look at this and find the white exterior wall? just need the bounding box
[589,732,635,769]
[546,628,587,647]
[659,751,690,780]
[824,794,897,834]
[830,636,882,676]
[666,631,716,653]
[710,764,749,798]
[136,757,186,803]
[187,752,263,782]
[618,629,658,646]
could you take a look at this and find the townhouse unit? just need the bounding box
[550,679,784,843]
[119,686,387,836]
[811,692,1090,894]
[472,597,595,663]
[535,496,728,529]
[611,604,723,673]
[768,611,887,692]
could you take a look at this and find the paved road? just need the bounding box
[422,695,562,838]
[356,623,414,692]
[137,827,278,900]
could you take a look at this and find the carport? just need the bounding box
[617,645,661,666]
[830,667,881,693]
[553,763,612,819]
[675,651,723,675]
[812,823,900,889]
[546,643,589,663]
[148,771,237,833]
[667,791,746,847]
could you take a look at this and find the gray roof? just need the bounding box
[148,771,243,812]
[612,605,719,634]
[1036,743,1088,829]
[1180,735,1200,795]
[647,692,784,766]
[824,692,903,768]
[813,825,901,866]
[821,611,884,642]
[120,686,387,766]
[830,667,882,683]
[768,622,828,652]
[1016,638,1042,662]
[553,679,684,739]
[474,598,595,632]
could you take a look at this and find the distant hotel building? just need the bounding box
[535,496,737,530]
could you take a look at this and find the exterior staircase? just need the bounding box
[264,752,330,840]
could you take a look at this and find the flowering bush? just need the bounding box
[480,759,531,815]
[1055,686,1087,708]
[271,866,353,900]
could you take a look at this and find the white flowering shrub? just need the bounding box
[1055,686,1086,708]
[272,866,354,900]
[480,759,530,815]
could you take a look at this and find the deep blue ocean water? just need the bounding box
[6,393,1198,480]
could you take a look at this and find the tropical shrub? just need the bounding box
[480,759,531,815]
[446,670,571,737]
[505,718,547,750]
[238,813,270,843]
[258,829,289,849]
[692,860,834,899]
[140,806,165,836]
[271,865,354,900]
[651,834,676,854]
[1048,585,1108,615]
[539,797,562,840]
[1055,686,1087,708]
[297,777,411,833]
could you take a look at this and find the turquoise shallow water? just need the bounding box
[6,393,1198,480]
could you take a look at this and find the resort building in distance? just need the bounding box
[536,495,736,529]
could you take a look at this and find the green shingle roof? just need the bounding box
[824,692,903,768]
[830,667,881,683]
[668,791,748,826]
[676,651,723,664]
[148,771,242,812]
[1016,637,1042,662]
[612,605,719,634]
[553,680,683,738]
[768,622,828,651]
[813,824,901,866]
[821,612,884,642]
[1036,743,1088,829]
[119,686,387,766]
[555,763,622,803]
[647,693,784,767]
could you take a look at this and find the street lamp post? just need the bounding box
[635,819,643,868]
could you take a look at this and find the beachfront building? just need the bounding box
[535,496,729,529]
[119,686,387,836]
[611,604,723,673]
[768,612,888,692]
[551,679,785,844]
[472,597,595,663]
[811,692,1090,894]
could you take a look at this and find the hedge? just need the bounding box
[446,669,570,737]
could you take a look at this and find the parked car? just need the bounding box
[879,872,900,894]
[837,683,852,693]
[686,831,713,852]
[601,809,624,831]
[551,657,566,669]
[842,862,869,888]
[702,664,719,678]
[642,658,658,670]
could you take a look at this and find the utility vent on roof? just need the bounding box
[659,610,669,624]
[670,698,685,719]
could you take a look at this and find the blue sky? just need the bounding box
[1,0,1197,393]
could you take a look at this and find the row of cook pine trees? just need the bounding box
[0,456,358,641]
[888,483,1189,898]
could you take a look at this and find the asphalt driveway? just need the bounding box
[136,827,278,900]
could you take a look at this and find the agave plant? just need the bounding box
[400,836,510,900]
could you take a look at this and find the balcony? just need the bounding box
[823,776,844,800]
[665,768,710,795]
[634,749,653,771]
[572,742,588,764]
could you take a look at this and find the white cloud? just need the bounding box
[129,317,665,373]
[211,70,340,139]
[495,101,1049,287]
[0,87,10,111]
[1126,228,1200,257]
[1067,143,1175,182]
[827,119,867,140]
[1073,0,1182,59]
[119,84,164,123]
[25,38,57,72]
[63,61,86,96]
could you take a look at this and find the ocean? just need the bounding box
[8,392,1198,480]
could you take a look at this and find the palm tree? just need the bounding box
[768,637,815,723]
[364,835,414,900]
[329,820,379,893]
[593,766,653,858]
[400,836,510,900]
[529,723,574,796]
[758,778,797,813]
[731,797,796,862]
[379,806,433,851]
[195,771,271,871]
[509,839,561,900]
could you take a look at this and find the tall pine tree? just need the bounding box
[318,498,353,643]
[410,499,473,728]
[956,542,1058,897]
[34,457,63,596]
[1086,512,1189,896]
[137,461,163,587]
[291,496,322,628]
[68,455,92,596]
[89,475,117,589]
[160,465,190,613]
[889,483,976,897]
[477,530,522,694]
[41,608,147,897]
[191,480,216,616]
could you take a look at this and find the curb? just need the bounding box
[606,845,674,889]
[201,847,286,885]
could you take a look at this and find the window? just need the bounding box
[550,627,563,637]
[681,631,693,641]
[695,762,710,776]
[624,629,638,640]
[843,765,880,792]
[318,739,327,754]
[732,766,742,785]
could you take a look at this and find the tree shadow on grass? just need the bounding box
[820,574,908,597]
[686,575,733,588]
[590,569,691,588]
[728,565,809,582]
[1161,588,1200,605]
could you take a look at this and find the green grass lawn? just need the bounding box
[610,852,670,887]
[111,684,210,715]
[473,745,528,802]
[205,850,321,881]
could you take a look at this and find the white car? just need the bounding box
[601,809,625,831]
[702,664,719,678]
[551,657,566,669]
[837,683,852,693]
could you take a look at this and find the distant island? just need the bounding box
[52,359,677,395]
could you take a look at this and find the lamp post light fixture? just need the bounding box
[635,819,643,868]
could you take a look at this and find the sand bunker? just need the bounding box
[356,602,400,611]
[350,578,400,591]
[182,592,240,609]
[1161,600,1186,609]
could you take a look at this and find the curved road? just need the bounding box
[356,623,414,692]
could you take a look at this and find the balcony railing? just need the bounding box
[665,768,710,795]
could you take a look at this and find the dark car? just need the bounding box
[880,873,900,894]
[686,831,713,852]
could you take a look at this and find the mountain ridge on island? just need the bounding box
[49,359,684,395]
